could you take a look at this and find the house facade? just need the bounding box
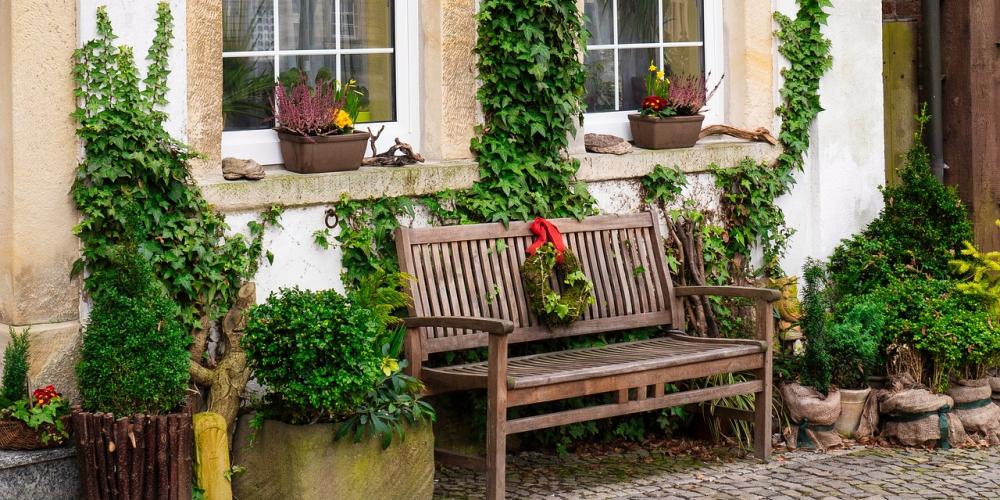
[0,0,886,399]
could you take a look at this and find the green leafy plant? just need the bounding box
[800,260,831,395]
[327,195,415,289]
[826,302,883,389]
[468,0,596,223]
[951,220,1000,317]
[78,246,191,415]
[1,327,30,404]
[72,3,280,331]
[2,385,71,445]
[828,108,972,299]
[243,287,384,422]
[774,0,833,175]
[334,363,436,450]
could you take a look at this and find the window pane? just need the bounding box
[278,54,337,86]
[584,49,615,112]
[620,47,659,111]
[662,46,704,79]
[617,0,659,44]
[663,0,703,42]
[342,53,395,123]
[583,0,613,46]
[279,1,336,50]
[341,0,393,49]
[223,57,275,131]
[223,0,274,52]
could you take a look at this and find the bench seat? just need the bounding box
[423,334,765,390]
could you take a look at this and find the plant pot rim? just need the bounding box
[627,113,705,123]
[276,130,371,143]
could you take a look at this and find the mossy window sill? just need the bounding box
[199,138,780,212]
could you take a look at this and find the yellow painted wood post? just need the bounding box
[882,21,919,187]
[194,412,233,500]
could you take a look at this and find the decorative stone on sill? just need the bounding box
[200,139,781,213]
[584,133,633,155]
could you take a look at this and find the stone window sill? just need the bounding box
[199,138,780,212]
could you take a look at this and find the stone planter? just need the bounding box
[232,414,434,500]
[627,114,704,149]
[834,387,871,438]
[277,130,371,174]
[0,447,78,499]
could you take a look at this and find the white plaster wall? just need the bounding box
[77,0,188,140]
[774,0,886,276]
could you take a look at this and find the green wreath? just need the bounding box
[522,243,595,326]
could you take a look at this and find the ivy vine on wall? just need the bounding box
[774,0,834,175]
[467,0,596,223]
[72,4,281,329]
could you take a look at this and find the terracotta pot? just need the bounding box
[834,387,871,438]
[277,130,371,174]
[627,114,705,149]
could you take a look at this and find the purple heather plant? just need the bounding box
[667,74,723,116]
[272,78,348,138]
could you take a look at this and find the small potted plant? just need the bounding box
[273,76,370,174]
[233,273,436,500]
[73,246,194,499]
[826,302,882,437]
[628,64,720,149]
[0,329,71,450]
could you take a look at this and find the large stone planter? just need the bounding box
[232,414,434,500]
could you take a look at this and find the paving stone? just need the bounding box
[433,446,1000,499]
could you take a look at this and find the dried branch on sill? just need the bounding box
[698,125,778,146]
[222,157,265,180]
[362,125,425,167]
[584,133,633,155]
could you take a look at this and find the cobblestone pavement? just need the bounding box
[434,445,1000,499]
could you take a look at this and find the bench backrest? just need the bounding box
[394,212,680,354]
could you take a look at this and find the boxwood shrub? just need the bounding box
[243,287,384,422]
[77,246,190,415]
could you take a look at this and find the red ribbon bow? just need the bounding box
[525,217,567,264]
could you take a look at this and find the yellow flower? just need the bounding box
[333,109,353,129]
[648,63,657,72]
[381,357,400,376]
[657,71,666,81]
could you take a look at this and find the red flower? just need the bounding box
[32,385,60,406]
[641,95,668,112]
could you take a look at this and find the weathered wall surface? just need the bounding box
[0,0,82,400]
[776,0,886,275]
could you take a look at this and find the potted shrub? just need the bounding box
[826,303,882,437]
[0,329,71,450]
[780,260,842,450]
[628,65,720,149]
[233,277,436,500]
[273,76,370,174]
[73,246,194,500]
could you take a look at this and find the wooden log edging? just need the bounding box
[72,408,193,500]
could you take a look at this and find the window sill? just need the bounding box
[199,138,780,213]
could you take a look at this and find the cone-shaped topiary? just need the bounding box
[77,246,190,415]
[1,327,30,404]
[800,259,832,396]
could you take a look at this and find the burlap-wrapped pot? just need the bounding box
[781,383,842,449]
[946,379,1000,445]
[879,388,966,448]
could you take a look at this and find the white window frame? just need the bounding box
[583,0,725,139]
[222,1,420,166]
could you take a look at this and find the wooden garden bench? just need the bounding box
[395,212,779,499]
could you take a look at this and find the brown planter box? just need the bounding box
[72,409,193,500]
[277,130,371,174]
[628,114,705,150]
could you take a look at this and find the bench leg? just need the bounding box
[754,300,774,461]
[486,333,509,500]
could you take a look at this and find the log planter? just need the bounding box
[71,408,193,500]
[232,414,434,500]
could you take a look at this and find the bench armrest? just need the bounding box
[403,316,515,336]
[674,285,781,303]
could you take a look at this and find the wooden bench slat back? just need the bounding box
[395,213,678,353]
